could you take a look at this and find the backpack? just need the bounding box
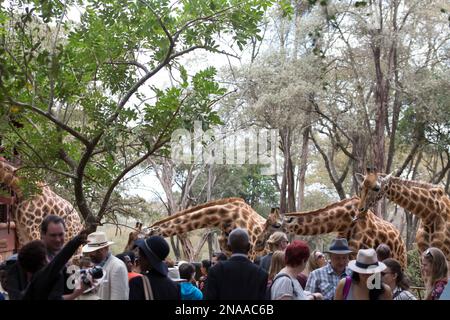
[265,273,296,300]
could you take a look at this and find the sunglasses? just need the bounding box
[424,248,433,259]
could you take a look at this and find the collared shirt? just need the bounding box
[393,287,417,300]
[230,253,248,259]
[305,263,351,300]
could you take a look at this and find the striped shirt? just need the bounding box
[305,263,351,300]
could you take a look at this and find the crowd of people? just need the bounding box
[0,214,449,300]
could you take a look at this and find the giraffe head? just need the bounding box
[254,207,284,252]
[356,168,392,217]
[144,225,162,237]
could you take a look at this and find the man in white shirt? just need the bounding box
[82,232,129,300]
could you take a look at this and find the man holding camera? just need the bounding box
[82,232,129,300]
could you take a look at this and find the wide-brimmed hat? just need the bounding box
[134,236,169,276]
[324,238,353,254]
[348,248,387,274]
[82,232,114,253]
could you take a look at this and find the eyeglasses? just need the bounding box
[425,248,433,258]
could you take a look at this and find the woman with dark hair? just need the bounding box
[382,258,416,300]
[198,259,211,294]
[270,240,323,300]
[421,247,448,300]
[211,252,227,266]
[335,248,392,300]
[19,229,91,300]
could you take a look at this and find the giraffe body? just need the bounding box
[256,197,407,267]
[0,159,83,248]
[145,198,267,259]
[357,170,450,261]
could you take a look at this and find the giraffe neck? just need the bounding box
[385,178,441,221]
[285,197,358,235]
[0,160,22,196]
[151,201,265,237]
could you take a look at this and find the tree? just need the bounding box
[0,0,275,229]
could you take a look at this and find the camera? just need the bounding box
[80,266,103,286]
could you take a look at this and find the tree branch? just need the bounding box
[8,100,91,146]
[105,60,149,73]
[8,123,77,179]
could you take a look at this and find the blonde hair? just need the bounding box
[268,250,286,281]
[267,232,288,251]
[422,247,448,299]
[306,250,322,274]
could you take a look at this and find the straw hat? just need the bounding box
[81,232,114,253]
[348,248,387,274]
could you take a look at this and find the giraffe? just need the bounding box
[0,158,83,248]
[254,197,407,267]
[124,221,144,252]
[145,197,268,260]
[356,168,450,261]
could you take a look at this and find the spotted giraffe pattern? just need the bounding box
[145,198,268,260]
[124,222,144,252]
[255,197,407,267]
[0,158,83,248]
[357,169,450,261]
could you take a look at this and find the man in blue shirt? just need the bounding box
[305,238,352,300]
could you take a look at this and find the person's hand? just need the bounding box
[311,293,323,300]
[78,227,94,244]
[72,279,91,297]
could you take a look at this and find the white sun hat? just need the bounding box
[348,248,387,274]
[81,232,114,253]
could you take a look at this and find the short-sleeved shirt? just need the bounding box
[305,264,351,300]
[270,272,310,300]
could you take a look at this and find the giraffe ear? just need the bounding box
[355,173,365,187]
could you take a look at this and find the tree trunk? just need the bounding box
[372,43,388,175]
[279,128,288,214]
[351,133,368,195]
[170,236,181,261]
[297,126,310,210]
[206,164,215,260]
[287,156,296,212]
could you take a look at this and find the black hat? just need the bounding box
[134,236,169,276]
